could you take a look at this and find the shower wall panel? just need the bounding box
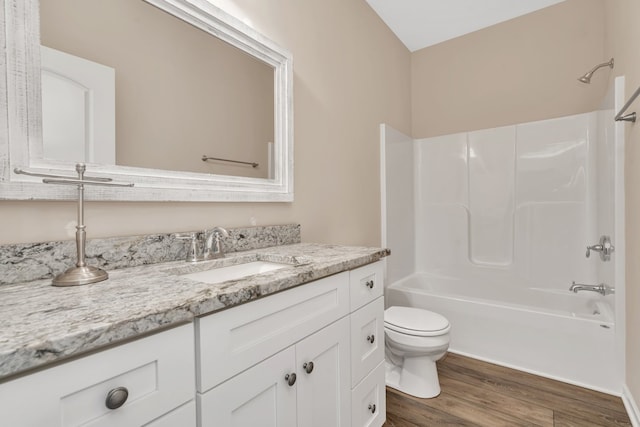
[415,133,468,276]
[468,126,515,266]
[595,109,615,287]
[514,113,594,288]
[382,125,415,284]
[415,112,599,289]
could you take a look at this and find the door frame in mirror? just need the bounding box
[0,0,293,202]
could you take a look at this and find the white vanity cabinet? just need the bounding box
[196,260,386,427]
[0,260,386,427]
[0,323,196,427]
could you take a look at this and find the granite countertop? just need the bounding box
[0,243,388,381]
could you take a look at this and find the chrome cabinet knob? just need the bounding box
[367,334,375,344]
[105,386,129,410]
[368,403,376,414]
[365,280,374,289]
[303,361,314,374]
[285,373,297,386]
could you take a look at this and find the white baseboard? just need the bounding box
[623,385,640,427]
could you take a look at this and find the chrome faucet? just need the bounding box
[175,226,229,262]
[569,281,615,296]
[204,227,229,260]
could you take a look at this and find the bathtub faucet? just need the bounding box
[569,281,615,296]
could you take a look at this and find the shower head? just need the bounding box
[578,58,614,84]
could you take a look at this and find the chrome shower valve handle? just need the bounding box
[585,245,602,258]
[586,235,614,261]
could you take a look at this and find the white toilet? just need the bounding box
[384,306,451,398]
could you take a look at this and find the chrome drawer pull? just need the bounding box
[105,386,129,410]
[303,361,314,374]
[285,373,297,386]
[368,403,376,414]
[367,334,375,344]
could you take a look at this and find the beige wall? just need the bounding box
[411,0,607,138]
[40,0,273,179]
[0,0,411,245]
[604,0,640,409]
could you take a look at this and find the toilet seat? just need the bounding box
[384,306,450,337]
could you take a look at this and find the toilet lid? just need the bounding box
[384,306,450,337]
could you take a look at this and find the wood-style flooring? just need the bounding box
[384,353,631,427]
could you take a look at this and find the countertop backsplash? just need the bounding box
[0,224,301,286]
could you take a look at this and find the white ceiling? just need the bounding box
[365,0,566,52]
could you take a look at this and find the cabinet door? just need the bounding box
[296,317,351,427]
[199,346,297,427]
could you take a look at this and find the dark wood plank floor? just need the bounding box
[384,353,631,427]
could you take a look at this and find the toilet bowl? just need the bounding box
[384,306,451,398]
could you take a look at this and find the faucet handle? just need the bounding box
[203,227,230,260]
[586,245,602,258]
[210,226,229,238]
[175,232,202,263]
[586,235,614,261]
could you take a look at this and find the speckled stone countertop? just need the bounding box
[0,243,388,381]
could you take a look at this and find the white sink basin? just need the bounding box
[180,261,291,284]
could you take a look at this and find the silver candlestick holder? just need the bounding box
[14,164,134,286]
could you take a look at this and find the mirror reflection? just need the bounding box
[39,0,275,179]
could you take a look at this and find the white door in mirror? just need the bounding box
[41,46,116,165]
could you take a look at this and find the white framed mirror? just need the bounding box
[0,0,293,201]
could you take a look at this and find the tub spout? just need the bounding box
[569,281,614,296]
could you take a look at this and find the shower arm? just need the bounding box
[586,60,613,76]
[578,58,614,84]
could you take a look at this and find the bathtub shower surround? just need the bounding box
[0,224,301,285]
[416,112,601,288]
[382,106,622,393]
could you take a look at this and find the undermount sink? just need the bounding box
[179,261,291,284]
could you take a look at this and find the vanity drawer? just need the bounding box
[350,296,385,387]
[196,271,349,392]
[351,361,386,427]
[0,323,195,427]
[349,262,384,311]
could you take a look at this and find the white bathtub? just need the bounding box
[386,273,618,394]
